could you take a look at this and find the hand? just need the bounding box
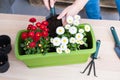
[57,4,81,19]
[57,0,88,24]
[43,0,56,10]
[57,4,82,25]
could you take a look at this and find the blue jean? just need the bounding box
[115,0,120,16]
[85,0,120,19]
[85,0,101,19]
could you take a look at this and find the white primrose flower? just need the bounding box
[84,25,91,32]
[69,26,77,34]
[65,24,71,29]
[56,47,62,54]
[74,15,81,20]
[73,20,80,26]
[50,38,53,43]
[75,33,84,40]
[56,26,65,35]
[52,37,61,46]
[60,44,67,50]
[69,37,76,44]
[61,37,69,44]
[76,40,84,45]
[79,40,85,45]
[76,40,81,44]
[65,48,70,54]
[66,16,74,24]
[79,29,84,33]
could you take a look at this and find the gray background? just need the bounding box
[0,0,119,20]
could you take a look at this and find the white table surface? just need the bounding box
[0,13,120,80]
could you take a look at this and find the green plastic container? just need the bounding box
[15,24,96,68]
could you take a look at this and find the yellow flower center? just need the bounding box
[78,35,81,38]
[58,49,61,52]
[59,29,62,32]
[55,40,58,43]
[61,46,64,48]
[86,27,89,30]
[69,20,72,22]
[63,39,66,43]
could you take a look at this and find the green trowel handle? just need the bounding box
[49,0,56,16]
[92,40,101,59]
[50,7,56,16]
[110,27,120,45]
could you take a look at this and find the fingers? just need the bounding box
[50,0,56,8]
[43,0,50,10]
[62,17,67,26]
[57,8,69,25]
[57,5,74,20]
[57,5,79,25]
[57,8,68,19]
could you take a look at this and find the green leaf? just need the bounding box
[25,50,29,55]
[83,38,87,42]
[83,33,86,36]
[37,47,40,53]
[20,44,25,47]
[84,43,88,47]
[23,47,27,50]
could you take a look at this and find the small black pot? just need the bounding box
[0,53,9,73]
[47,15,63,37]
[0,35,12,54]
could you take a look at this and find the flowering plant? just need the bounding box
[50,15,91,54]
[20,18,50,55]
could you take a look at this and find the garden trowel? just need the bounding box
[46,0,62,37]
[46,0,56,19]
[110,26,120,58]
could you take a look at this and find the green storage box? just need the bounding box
[15,24,96,68]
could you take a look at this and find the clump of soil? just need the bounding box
[47,15,63,37]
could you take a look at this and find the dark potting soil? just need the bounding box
[47,15,63,37]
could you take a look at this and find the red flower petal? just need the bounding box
[42,31,49,37]
[42,21,49,26]
[35,32,42,37]
[44,28,49,32]
[28,31,35,38]
[31,26,37,31]
[33,36,40,42]
[29,42,36,48]
[40,24,46,30]
[36,22,41,27]
[27,24,33,30]
[21,32,28,40]
[29,18,36,23]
